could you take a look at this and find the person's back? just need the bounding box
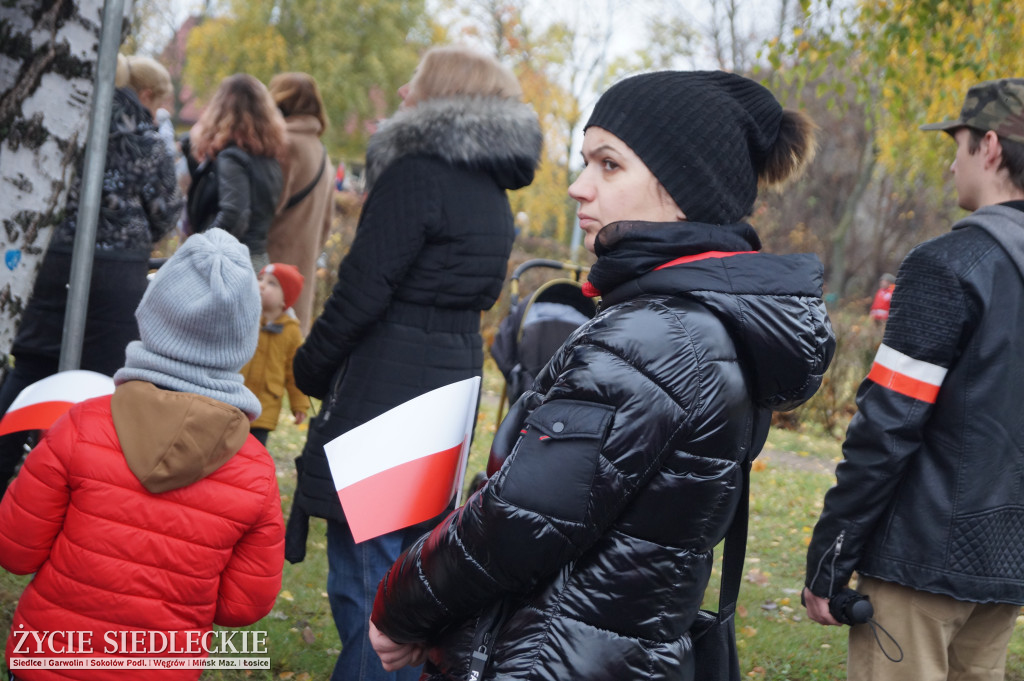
[0,229,284,679]
[186,74,286,271]
[289,45,543,681]
[266,71,335,335]
[804,78,1024,681]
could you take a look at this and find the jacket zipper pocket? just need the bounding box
[321,359,348,422]
[467,599,509,680]
[809,529,846,596]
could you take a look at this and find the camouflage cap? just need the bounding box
[920,78,1024,144]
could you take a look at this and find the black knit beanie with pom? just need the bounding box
[585,70,783,225]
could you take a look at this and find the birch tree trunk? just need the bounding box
[0,0,132,361]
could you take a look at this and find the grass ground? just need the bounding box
[2,364,1023,680]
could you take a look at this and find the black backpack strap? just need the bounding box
[716,459,750,619]
[284,145,328,210]
[715,406,766,620]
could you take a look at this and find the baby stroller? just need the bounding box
[476,259,597,488]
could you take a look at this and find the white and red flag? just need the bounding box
[324,376,481,543]
[0,370,115,436]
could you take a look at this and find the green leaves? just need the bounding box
[183,0,429,157]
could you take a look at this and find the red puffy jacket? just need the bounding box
[0,381,285,680]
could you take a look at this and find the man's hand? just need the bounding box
[293,410,306,425]
[369,620,427,671]
[803,587,841,626]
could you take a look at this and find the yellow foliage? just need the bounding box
[855,0,1024,184]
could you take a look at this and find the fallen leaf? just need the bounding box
[279,590,294,602]
[745,569,770,586]
[302,626,316,645]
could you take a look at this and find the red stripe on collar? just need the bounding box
[654,250,757,271]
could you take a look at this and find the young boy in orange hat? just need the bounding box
[241,263,310,445]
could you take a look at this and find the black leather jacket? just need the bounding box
[807,204,1024,605]
[188,145,282,260]
[372,221,834,681]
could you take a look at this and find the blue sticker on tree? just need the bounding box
[5,250,21,271]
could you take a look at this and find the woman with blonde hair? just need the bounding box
[290,45,542,681]
[266,72,334,333]
[185,73,285,270]
[116,54,172,118]
[116,54,176,156]
[369,71,835,680]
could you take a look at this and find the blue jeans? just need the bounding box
[326,519,425,681]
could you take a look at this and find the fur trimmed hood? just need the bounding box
[365,96,542,192]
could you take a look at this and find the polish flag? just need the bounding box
[325,376,481,543]
[0,370,115,436]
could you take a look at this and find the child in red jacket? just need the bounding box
[0,228,284,680]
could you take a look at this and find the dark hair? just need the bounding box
[968,128,1024,192]
[760,109,818,189]
[268,72,328,133]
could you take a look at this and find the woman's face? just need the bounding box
[398,66,422,108]
[398,81,417,108]
[568,127,684,253]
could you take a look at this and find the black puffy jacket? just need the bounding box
[290,95,542,529]
[372,221,835,681]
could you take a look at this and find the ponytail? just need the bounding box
[760,109,817,189]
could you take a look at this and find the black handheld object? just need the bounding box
[829,588,874,625]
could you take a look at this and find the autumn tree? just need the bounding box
[766,0,1024,299]
[436,0,700,252]
[0,0,134,357]
[183,0,431,158]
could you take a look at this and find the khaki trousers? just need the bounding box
[848,576,1019,681]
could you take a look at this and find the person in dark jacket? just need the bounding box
[369,71,834,681]
[804,79,1024,681]
[0,54,182,500]
[185,73,285,271]
[289,45,543,681]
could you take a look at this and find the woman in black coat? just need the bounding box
[370,71,836,681]
[290,46,542,681]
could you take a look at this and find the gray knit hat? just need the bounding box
[585,70,783,225]
[114,228,262,419]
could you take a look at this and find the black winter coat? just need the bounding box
[290,95,542,529]
[806,204,1024,605]
[372,221,835,681]
[13,88,181,374]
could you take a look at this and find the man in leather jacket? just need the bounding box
[804,78,1024,681]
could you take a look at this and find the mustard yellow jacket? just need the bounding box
[241,312,310,431]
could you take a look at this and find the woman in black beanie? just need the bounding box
[370,70,836,681]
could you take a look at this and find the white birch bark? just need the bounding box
[0,0,132,360]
